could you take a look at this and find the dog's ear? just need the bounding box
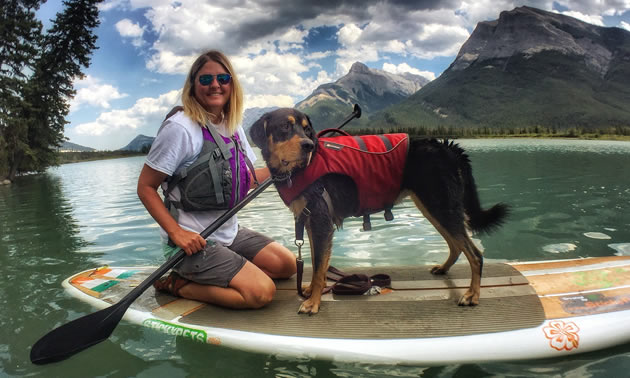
[304,114,316,141]
[249,115,268,149]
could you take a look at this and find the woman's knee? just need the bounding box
[245,281,276,308]
[230,262,276,308]
[271,250,297,278]
[256,242,297,279]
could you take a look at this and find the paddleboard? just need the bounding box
[63,256,630,365]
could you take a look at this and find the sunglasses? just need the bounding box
[198,73,231,86]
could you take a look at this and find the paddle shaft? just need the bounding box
[30,178,273,364]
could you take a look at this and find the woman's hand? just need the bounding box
[168,228,207,256]
[138,164,207,255]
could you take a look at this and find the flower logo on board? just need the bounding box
[543,320,580,351]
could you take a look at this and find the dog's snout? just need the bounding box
[301,139,314,152]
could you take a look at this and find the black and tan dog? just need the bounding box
[250,108,508,315]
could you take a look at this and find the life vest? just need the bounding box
[163,124,252,216]
[277,133,409,216]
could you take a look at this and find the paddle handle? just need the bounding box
[337,103,361,130]
[121,178,273,306]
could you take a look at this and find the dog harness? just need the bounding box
[277,132,409,217]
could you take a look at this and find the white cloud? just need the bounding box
[146,50,195,74]
[74,90,180,136]
[558,10,604,26]
[304,51,334,60]
[245,94,295,109]
[70,76,127,112]
[333,8,469,76]
[457,0,630,27]
[338,23,362,45]
[115,18,146,47]
[98,0,127,12]
[411,23,471,58]
[620,20,630,31]
[232,51,335,103]
[382,62,436,81]
[457,1,521,26]
[555,0,630,17]
[115,18,144,37]
[276,27,309,52]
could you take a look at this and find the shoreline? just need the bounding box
[57,151,147,165]
[58,135,630,165]
[456,134,630,141]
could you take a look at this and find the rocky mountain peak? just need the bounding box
[296,62,429,113]
[451,6,626,76]
[349,62,371,74]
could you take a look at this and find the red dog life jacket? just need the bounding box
[277,133,409,216]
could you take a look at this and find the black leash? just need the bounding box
[294,206,310,297]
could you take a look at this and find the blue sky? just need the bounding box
[36,0,630,150]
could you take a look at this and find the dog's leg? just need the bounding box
[410,194,482,305]
[430,238,461,275]
[299,223,332,314]
[290,195,334,315]
[456,236,483,306]
[409,194,461,274]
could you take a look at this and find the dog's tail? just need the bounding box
[446,140,509,234]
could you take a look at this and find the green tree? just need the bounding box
[7,0,102,180]
[0,0,44,179]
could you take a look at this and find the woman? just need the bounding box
[137,50,296,309]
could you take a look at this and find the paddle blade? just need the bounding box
[30,303,127,364]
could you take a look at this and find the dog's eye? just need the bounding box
[283,123,292,132]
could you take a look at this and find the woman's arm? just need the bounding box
[137,164,206,255]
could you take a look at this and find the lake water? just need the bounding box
[1,139,630,377]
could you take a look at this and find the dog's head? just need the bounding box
[249,108,316,178]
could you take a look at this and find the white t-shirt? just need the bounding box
[145,110,256,246]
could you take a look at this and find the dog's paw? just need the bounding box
[458,290,479,306]
[431,265,448,275]
[298,298,320,315]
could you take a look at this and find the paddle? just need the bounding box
[30,178,273,365]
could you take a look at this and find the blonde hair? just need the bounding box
[181,50,243,135]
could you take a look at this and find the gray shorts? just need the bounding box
[174,227,274,287]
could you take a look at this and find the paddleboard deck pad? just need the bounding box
[63,256,630,365]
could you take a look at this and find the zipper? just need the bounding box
[233,136,240,207]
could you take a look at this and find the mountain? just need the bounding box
[119,134,155,152]
[296,62,429,130]
[59,141,95,152]
[370,6,630,130]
